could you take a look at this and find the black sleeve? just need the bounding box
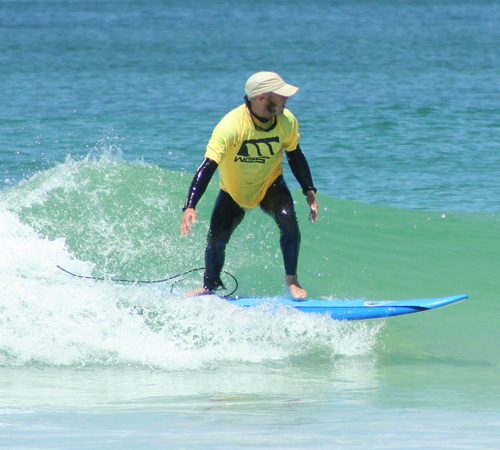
[182,157,218,210]
[285,145,317,195]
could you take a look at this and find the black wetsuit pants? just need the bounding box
[204,175,300,291]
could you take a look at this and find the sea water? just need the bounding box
[1,1,499,448]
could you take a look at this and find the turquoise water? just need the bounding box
[1,1,499,448]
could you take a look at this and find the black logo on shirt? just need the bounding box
[234,137,280,164]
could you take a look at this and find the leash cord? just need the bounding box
[56,265,238,297]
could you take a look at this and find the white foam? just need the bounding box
[0,208,383,371]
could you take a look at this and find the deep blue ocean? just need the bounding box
[1,1,499,448]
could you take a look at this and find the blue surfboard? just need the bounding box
[228,294,467,320]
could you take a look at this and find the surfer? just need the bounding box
[180,71,319,299]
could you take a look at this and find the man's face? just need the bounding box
[264,93,289,116]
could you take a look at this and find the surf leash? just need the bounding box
[56,265,239,297]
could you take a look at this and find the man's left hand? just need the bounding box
[306,190,319,223]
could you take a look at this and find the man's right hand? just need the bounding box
[180,208,198,236]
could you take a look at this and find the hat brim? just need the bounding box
[272,83,299,97]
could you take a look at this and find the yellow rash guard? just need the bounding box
[204,103,300,209]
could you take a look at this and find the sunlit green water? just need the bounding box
[1,157,498,447]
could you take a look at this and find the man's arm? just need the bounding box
[286,146,319,223]
[180,158,218,236]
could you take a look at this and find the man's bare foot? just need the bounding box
[286,275,307,299]
[186,286,212,297]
